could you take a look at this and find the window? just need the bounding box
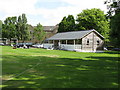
[44,40,48,43]
[49,40,53,44]
[76,39,82,44]
[30,31,32,34]
[67,40,74,44]
[97,40,100,45]
[87,39,89,45]
[61,40,66,44]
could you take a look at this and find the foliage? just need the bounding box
[18,14,29,42]
[2,17,17,39]
[105,0,120,18]
[76,8,110,42]
[110,13,120,47]
[2,46,119,88]
[58,15,75,32]
[58,16,67,32]
[0,20,2,38]
[2,14,29,42]
[0,20,2,29]
[105,0,120,47]
[33,23,46,43]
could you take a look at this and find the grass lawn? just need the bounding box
[1,46,119,88]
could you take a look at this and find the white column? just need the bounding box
[66,40,67,45]
[59,40,61,46]
[74,40,75,49]
[53,40,54,44]
[48,40,50,44]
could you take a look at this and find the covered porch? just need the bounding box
[43,39,82,51]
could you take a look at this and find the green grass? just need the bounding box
[1,46,119,88]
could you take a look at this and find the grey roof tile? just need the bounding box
[46,29,104,40]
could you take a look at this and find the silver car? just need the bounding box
[32,44,43,48]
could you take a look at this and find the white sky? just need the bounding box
[0,0,107,26]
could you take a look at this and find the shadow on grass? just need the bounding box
[2,54,119,88]
[103,51,120,54]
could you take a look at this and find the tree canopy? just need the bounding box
[33,23,46,43]
[105,0,120,47]
[58,15,75,32]
[2,16,17,39]
[2,14,29,42]
[76,8,110,42]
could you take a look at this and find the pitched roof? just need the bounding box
[33,25,58,32]
[46,29,104,40]
[43,26,57,31]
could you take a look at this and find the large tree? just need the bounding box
[58,15,75,32]
[20,14,29,42]
[2,17,17,39]
[2,14,30,42]
[76,8,110,42]
[58,16,67,32]
[16,16,22,40]
[105,0,120,47]
[33,23,46,43]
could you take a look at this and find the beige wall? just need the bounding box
[82,31,104,51]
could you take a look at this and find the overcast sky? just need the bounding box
[0,0,107,26]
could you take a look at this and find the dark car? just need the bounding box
[16,43,24,48]
[112,48,120,51]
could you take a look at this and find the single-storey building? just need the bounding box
[43,29,104,52]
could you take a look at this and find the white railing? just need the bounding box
[60,44,82,50]
[43,43,82,50]
[43,43,54,49]
[75,44,82,49]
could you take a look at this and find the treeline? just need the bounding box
[58,1,120,48]
[1,0,119,47]
[1,14,45,43]
[2,14,29,42]
[105,0,120,48]
[58,8,110,43]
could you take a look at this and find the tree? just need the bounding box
[2,17,17,39]
[76,8,110,42]
[58,15,75,32]
[105,0,120,47]
[2,14,30,42]
[20,14,29,42]
[105,0,120,18]
[33,23,46,43]
[110,13,120,47]
[66,15,75,31]
[0,20,2,38]
[16,16,22,40]
[16,14,29,42]
[58,16,67,32]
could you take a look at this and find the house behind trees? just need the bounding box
[28,25,58,43]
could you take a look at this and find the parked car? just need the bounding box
[0,43,4,46]
[106,46,114,50]
[16,43,33,48]
[32,44,43,48]
[112,48,120,51]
